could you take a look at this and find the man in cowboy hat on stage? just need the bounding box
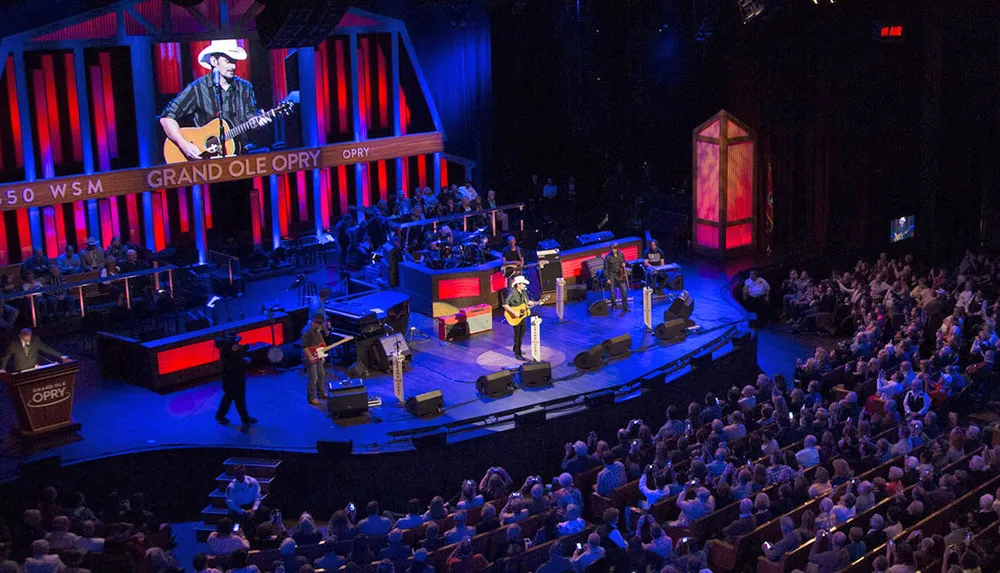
[503,275,541,361]
[159,39,270,160]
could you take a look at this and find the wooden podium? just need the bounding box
[3,360,82,447]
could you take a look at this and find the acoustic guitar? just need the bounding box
[162,96,298,164]
[303,335,354,365]
[504,295,550,327]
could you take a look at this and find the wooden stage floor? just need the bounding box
[0,260,750,471]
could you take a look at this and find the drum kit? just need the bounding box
[425,227,491,270]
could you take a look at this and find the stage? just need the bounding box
[0,259,751,476]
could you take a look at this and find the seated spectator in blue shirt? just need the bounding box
[595,453,627,496]
[314,541,345,571]
[706,449,728,477]
[380,529,412,561]
[357,501,393,537]
[395,499,425,530]
[796,435,821,468]
[56,246,83,275]
[444,511,476,545]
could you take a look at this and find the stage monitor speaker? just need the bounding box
[566,284,588,302]
[256,0,349,49]
[664,291,694,321]
[519,361,552,388]
[665,271,685,291]
[327,381,369,419]
[476,370,514,397]
[346,361,368,378]
[514,406,546,427]
[371,333,412,372]
[584,390,615,409]
[588,299,609,316]
[412,431,448,449]
[602,333,632,356]
[573,345,605,370]
[406,390,444,417]
[691,352,713,367]
[316,440,353,458]
[654,318,687,341]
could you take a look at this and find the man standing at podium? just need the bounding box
[0,328,69,373]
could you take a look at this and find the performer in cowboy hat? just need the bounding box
[503,275,541,361]
[159,39,269,160]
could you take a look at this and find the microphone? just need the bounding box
[212,70,221,87]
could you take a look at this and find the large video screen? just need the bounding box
[890,215,914,243]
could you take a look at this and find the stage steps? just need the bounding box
[195,457,282,542]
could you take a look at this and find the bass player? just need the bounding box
[159,39,270,160]
[502,275,541,361]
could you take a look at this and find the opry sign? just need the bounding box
[0,132,443,212]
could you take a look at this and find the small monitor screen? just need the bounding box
[890,215,914,242]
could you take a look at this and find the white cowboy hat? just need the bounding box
[197,39,247,70]
[512,276,529,287]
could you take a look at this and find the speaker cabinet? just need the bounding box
[573,345,605,370]
[371,333,412,372]
[327,380,369,419]
[654,318,688,341]
[566,284,588,302]
[406,390,444,417]
[602,333,632,356]
[664,291,694,321]
[665,271,685,291]
[588,299,609,316]
[476,370,514,397]
[519,361,553,388]
[537,250,563,293]
[346,361,368,378]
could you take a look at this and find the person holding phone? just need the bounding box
[206,517,250,556]
[570,533,605,571]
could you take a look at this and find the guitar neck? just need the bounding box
[222,109,278,142]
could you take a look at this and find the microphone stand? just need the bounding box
[213,71,226,158]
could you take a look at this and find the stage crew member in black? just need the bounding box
[215,332,257,427]
[604,243,629,314]
[159,39,268,160]
[503,275,540,361]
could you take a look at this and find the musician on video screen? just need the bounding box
[159,39,269,160]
